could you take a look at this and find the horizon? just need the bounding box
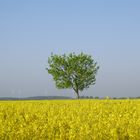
[0,0,140,98]
[0,95,140,99]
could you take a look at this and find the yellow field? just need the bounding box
[0,99,140,140]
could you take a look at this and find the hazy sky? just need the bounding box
[0,0,140,98]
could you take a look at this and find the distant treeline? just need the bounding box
[0,96,73,100]
[80,96,140,99]
[0,96,140,100]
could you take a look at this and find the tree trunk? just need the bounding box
[75,90,79,99]
[73,87,79,99]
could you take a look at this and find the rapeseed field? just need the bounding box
[0,99,140,140]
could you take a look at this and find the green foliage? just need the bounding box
[46,53,99,98]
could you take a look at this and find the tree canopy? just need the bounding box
[46,53,99,99]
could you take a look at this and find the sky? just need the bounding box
[0,0,140,98]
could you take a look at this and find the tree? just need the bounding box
[46,53,99,99]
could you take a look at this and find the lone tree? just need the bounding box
[46,53,99,99]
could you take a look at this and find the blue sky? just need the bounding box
[0,0,140,98]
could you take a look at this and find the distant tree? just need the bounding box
[80,96,85,99]
[46,52,99,99]
[85,96,89,99]
[95,96,99,99]
[90,96,93,99]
